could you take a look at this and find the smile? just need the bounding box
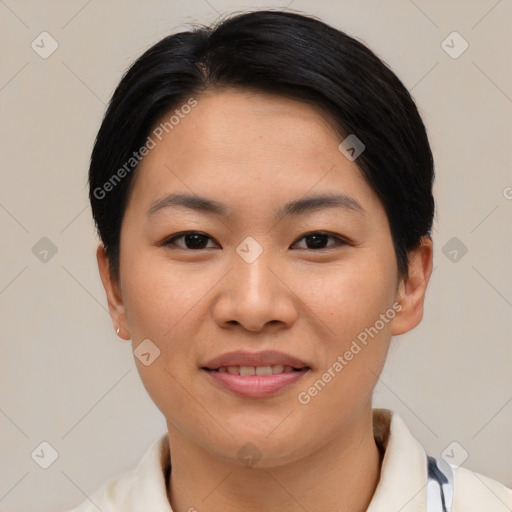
[201,349,312,398]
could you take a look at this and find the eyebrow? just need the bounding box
[146,192,365,219]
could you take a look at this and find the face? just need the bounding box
[98,88,432,467]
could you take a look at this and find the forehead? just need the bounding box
[146,88,346,169]
[125,88,384,222]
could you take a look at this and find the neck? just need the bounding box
[166,407,383,512]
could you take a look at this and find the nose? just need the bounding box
[212,246,298,333]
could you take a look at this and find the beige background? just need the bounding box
[0,1,511,511]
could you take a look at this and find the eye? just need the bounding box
[162,230,349,251]
[163,231,218,250]
[291,231,349,250]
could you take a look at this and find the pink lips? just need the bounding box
[205,368,310,398]
[201,350,311,398]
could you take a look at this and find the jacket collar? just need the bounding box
[367,408,427,511]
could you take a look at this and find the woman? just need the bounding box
[68,9,512,512]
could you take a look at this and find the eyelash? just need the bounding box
[162,231,350,251]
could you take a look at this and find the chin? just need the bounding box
[209,426,311,468]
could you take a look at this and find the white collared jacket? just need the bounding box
[65,408,512,512]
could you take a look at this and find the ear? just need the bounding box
[391,235,433,336]
[96,243,130,340]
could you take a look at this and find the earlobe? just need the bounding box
[391,236,433,336]
[96,243,130,340]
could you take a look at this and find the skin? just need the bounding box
[97,88,433,512]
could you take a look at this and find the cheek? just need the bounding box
[295,252,397,339]
[120,258,204,415]
[293,262,395,420]
[120,248,204,341]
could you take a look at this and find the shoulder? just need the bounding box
[63,433,169,512]
[376,409,512,511]
[452,465,512,511]
[64,470,133,512]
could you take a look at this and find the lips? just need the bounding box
[202,350,311,371]
[201,350,311,398]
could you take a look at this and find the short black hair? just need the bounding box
[89,9,435,281]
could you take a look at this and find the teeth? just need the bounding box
[240,366,255,376]
[216,364,298,375]
[256,365,272,376]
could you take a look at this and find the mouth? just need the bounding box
[206,364,308,375]
[201,350,312,398]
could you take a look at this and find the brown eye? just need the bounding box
[164,232,218,250]
[292,232,348,250]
